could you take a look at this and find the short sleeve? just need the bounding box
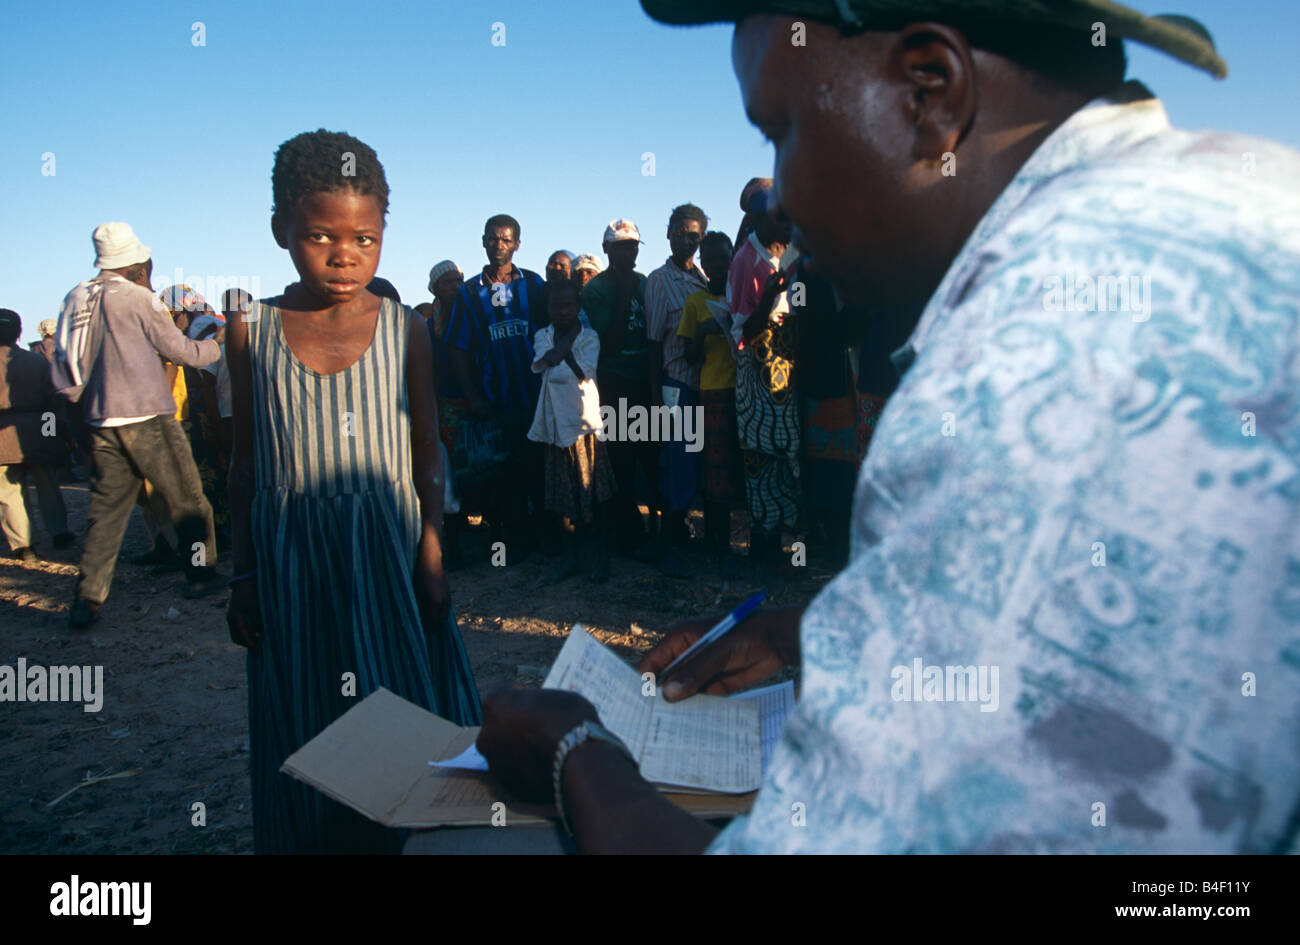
[574,327,601,379]
[580,280,607,334]
[645,271,668,342]
[531,326,553,373]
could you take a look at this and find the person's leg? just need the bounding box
[498,410,536,564]
[589,503,611,584]
[598,372,645,554]
[0,464,33,553]
[76,427,146,607]
[29,464,72,543]
[546,518,579,584]
[543,448,578,584]
[121,417,217,584]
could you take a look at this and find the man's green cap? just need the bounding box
[639,0,1228,78]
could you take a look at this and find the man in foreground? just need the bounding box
[478,1,1300,854]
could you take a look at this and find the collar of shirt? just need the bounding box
[747,231,781,271]
[478,265,521,286]
[894,80,1168,375]
[663,255,707,283]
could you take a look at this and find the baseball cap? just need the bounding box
[603,218,643,244]
[639,0,1227,78]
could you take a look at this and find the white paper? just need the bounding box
[543,627,762,793]
[730,681,795,771]
[429,743,489,771]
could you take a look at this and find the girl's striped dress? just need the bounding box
[245,296,482,854]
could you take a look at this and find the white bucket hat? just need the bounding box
[93,221,151,270]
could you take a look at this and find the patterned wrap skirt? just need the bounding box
[701,387,743,505]
[544,432,615,524]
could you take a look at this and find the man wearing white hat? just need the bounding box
[58,222,224,627]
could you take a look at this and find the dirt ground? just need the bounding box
[0,479,829,854]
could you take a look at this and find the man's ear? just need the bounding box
[894,23,977,164]
[271,213,288,250]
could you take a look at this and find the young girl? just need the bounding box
[527,279,614,584]
[225,129,481,854]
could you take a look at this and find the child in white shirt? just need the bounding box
[528,280,615,583]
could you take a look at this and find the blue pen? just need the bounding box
[661,591,766,679]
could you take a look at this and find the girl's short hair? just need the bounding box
[271,129,389,225]
[544,279,582,309]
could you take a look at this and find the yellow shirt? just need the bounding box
[163,361,188,420]
[677,291,736,390]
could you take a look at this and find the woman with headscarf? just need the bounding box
[423,260,471,568]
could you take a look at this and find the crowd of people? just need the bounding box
[0,125,899,852]
[3,0,1295,857]
[2,187,898,593]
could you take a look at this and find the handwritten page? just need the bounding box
[543,627,762,793]
[730,680,795,771]
[542,624,654,754]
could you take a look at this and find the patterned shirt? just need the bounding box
[443,266,546,411]
[710,81,1300,854]
[646,257,708,389]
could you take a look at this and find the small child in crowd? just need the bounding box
[527,279,614,584]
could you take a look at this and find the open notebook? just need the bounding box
[540,626,764,794]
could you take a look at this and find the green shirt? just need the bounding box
[580,269,647,379]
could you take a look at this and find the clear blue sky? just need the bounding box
[2,0,1297,345]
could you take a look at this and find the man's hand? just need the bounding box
[638,604,805,701]
[227,580,262,655]
[476,688,600,802]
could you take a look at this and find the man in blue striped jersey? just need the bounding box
[445,214,548,561]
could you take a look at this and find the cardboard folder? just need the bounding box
[282,687,755,828]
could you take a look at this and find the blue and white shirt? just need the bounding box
[711,82,1300,854]
[443,266,546,412]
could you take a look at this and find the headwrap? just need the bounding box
[428,260,463,293]
[158,284,212,315]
